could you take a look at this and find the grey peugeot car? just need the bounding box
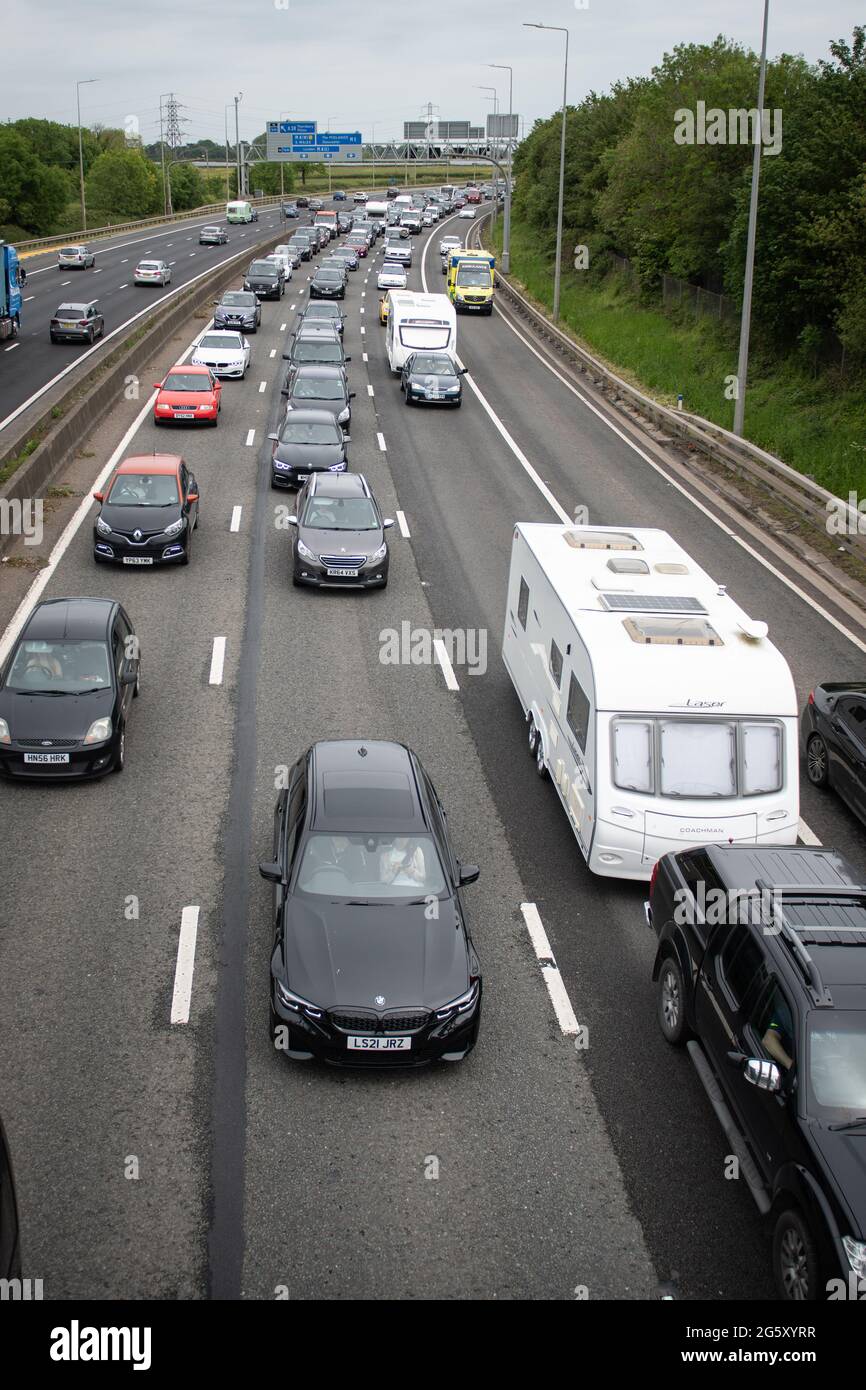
[289,472,392,588]
[268,408,350,490]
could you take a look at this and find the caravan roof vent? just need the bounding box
[606,557,649,575]
[600,593,707,615]
[563,529,642,551]
[655,562,689,575]
[623,616,723,646]
[737,618,769,641]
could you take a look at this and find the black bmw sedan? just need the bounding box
[268,408,349,489]
[259,740,481,1066]
[801,682,866,825]
[0,597,139,780]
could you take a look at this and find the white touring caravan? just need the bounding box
[226,200,253,223]
[365,200,389,225]
[503,524,800,881]
[385,292,457,373]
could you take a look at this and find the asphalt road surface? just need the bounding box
[0,200,864,1301]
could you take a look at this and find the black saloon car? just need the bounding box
[281,364,354,428]
[310,268,346,300]
[289,472,391,588]
[244,259,283,300]
[300,301,345,336]
[93,454,199,566]
[213,290,261,333]
[259,739,481,1065]
[402,351,466,407]
[288,237,312,262]
[801,682,866,826]
[268,408,349,489]
[0,597,139,779]
[49,301,104,344]
[647,843,866,1301]
[283,328,349,371]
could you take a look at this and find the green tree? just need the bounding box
[169,161,206,210]
[85,148,161,223]
[0,129,71,235]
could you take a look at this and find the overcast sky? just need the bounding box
[5,0,863,147]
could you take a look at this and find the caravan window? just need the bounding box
[517,577,529,630]
[549,641,563,688]
[741,722,783,795]
[659,721,736,798]
[566,673,590,752]
[612,720,653,793]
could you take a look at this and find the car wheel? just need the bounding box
[292,572,303,587]
[806,734,829,788]
[133,666,141,698]
[657,955,690,1046]
[113,726,126,774]
[87,328,94,345]
[534,733,547,778]
[404,389,413,406]
[773,1208,820,1301]
[454,397,462,408]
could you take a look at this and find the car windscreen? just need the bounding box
[316,271,343,283]
[280,421,341,445]
[162,372,209,392]
[202,227,220,234]
[456,264,492,286]
[220,292,255,307]
[410,354,455,376]
[248,262,277,276]
[301,497,379,530]
[807,1012,866,1122]
[305,305,339,318]
[293,378,344,400]
[199,334,242,349]
[295,343,342,361]
[107,473,179,506]
[55,304,86,315]
[137,262,160,270]
[295,832,446,901]
[60,248,82,256]
[7,639,112,695]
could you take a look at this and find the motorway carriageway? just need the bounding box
[0,205,865,1301]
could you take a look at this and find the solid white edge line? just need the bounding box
[230,506,242,533]
[209,637,226,685]
[376,432,386,452]
[396,510,411,538]
[520,902,580,1037]
[433,638,460,691]
[170,905,200,1025]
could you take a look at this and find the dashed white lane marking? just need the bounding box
[520,903,580,1037]
[93,267,103,273]
[269,348,276,358]
[360,326,366,335]
[433,638,460,691]
[258,381,267,393]
[362,351,368,361]
[4,343,19,352]
[170,905,200,1026]
[245,428,256,446]
[396,510,410,538]
[121,258,128,263]
[361,291,366,297]
[118,284,128,289]
[359,306,365,314]
[798,818,822,846]
[23,295,35,302]
[376,432,386,451]
[209,637,227,685]
[166,243,173,247]
[367,384,374,396]
[60,280,70,285]
[230,506,242,533]
[168,260,176,266]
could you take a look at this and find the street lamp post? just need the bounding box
[76,79,98,231]
[524,22,569,322]
[224,105,232,200]
[733,0,770,437]
[488,63,513,274]
[475,86,499,228]
[234,93,243,198]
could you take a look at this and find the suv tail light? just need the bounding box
[79,319,89,326]
[649,859,660,904]
[807,690,815,705]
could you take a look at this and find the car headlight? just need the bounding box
[297,539,316,560]
[435,979,480,1020]
[843,1236,866,1278]
[83,717,112,745]
[274,461,290,472]
[337,407,350,423]
[163,517,185,537]
[371,541,388,563]
[328,461,347,472]
[0,717,10,745]
[275,980,323,1018]
[96,516,112,536]
[198,403,211,412]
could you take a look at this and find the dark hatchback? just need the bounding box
[244,260,283,300]
[259,739,482,1066]
[310,268,345,300]
[282,364,354,428]
[648,844,866,1301]
[283,325,349,372]
[93,454,199,566]
[289,471,392,588]
[288,237,312,262]
[300,301,345,336]
[213,290,261,333]
[0,597,139,780]
[402,351,466,407]
[268,408,349,489]
[801,682,866,827]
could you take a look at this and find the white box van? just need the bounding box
[503,524,800,880]
[385,292,457,373]
[226,200,253,224]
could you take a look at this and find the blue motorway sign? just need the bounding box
[315,132,362,145]
[267,120,317,135]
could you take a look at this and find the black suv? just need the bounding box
[647,844,866,1301]
[259,740,481,1067]
[243,260,283,300]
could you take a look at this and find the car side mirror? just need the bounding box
[120,659,138,686]
[460,367,469,376]
[152,383,162,390]
[458,864,480,886]
[287,516,298,526]
[743,1058,782,1093]
[280,389,290,397]
[258,860,284,884]
[383,518,394,529]
[187,492,199,504]
[282,353,292,359]
[92,491,104,502]
[344,355,352,362]
[267,432,279,441]
[349,391,356,399]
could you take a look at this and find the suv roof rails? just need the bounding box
[755,879,836,1008]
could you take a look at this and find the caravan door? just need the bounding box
[552,662,595,857]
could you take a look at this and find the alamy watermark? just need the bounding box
[674,885,785,931]
[379,621,487,677]
[0,498,43,546]
[674,101,782,158]
[826,493,866,536]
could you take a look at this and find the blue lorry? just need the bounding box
[0,242,23,343]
